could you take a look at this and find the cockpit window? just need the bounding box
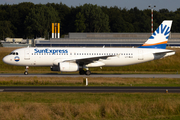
[9,52,14,55]
[9,52,18,55]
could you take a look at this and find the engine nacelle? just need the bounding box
[59,62,79,72]
[51,62,79,72]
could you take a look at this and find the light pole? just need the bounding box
[149,5,156,34]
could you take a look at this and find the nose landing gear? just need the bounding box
[24,66,29,75]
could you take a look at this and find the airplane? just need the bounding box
[3,20,175,75]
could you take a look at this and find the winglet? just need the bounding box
[139,20,173,49]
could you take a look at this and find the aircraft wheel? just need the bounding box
[24,71,28,75]
[85,70,91,75]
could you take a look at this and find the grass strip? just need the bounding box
[0,93,180,120]
[0,77,180,86]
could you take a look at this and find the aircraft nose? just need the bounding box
[2,56,8,63]
[2,56,12,64]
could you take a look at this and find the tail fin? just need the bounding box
[139,20,173,49]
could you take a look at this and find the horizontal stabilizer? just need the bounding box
[153,50,175,59]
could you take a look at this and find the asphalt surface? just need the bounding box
[0,73,180,78]
[0,86,179,93]
[1,73,180,93]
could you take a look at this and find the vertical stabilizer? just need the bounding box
[139,20,173,49]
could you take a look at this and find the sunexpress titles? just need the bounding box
[34,48,68,54]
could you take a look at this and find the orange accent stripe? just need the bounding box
[142,41,167,46]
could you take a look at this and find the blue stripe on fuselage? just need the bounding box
[138,44,167,49]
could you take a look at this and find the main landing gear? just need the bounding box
[24,66,29,75]
[79,68,91,75]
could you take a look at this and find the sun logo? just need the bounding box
[149,24,170,40]
[14,56,20,62]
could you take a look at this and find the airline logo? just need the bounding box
[149,23,170,40]
[14,56,20,62]
[34,48,68,54]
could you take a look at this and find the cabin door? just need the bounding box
[24,49,30,60]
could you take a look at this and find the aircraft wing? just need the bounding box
[63,55,115,65]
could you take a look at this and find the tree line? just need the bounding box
[0,2,180,39]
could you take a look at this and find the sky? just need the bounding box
[0,0,180,12]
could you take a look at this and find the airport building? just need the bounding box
[1,22,180,47]
[35,32,180,47]
[1,33,180,47]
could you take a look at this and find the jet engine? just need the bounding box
[51,62,79,72]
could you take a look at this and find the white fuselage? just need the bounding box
[3,47,175,68]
